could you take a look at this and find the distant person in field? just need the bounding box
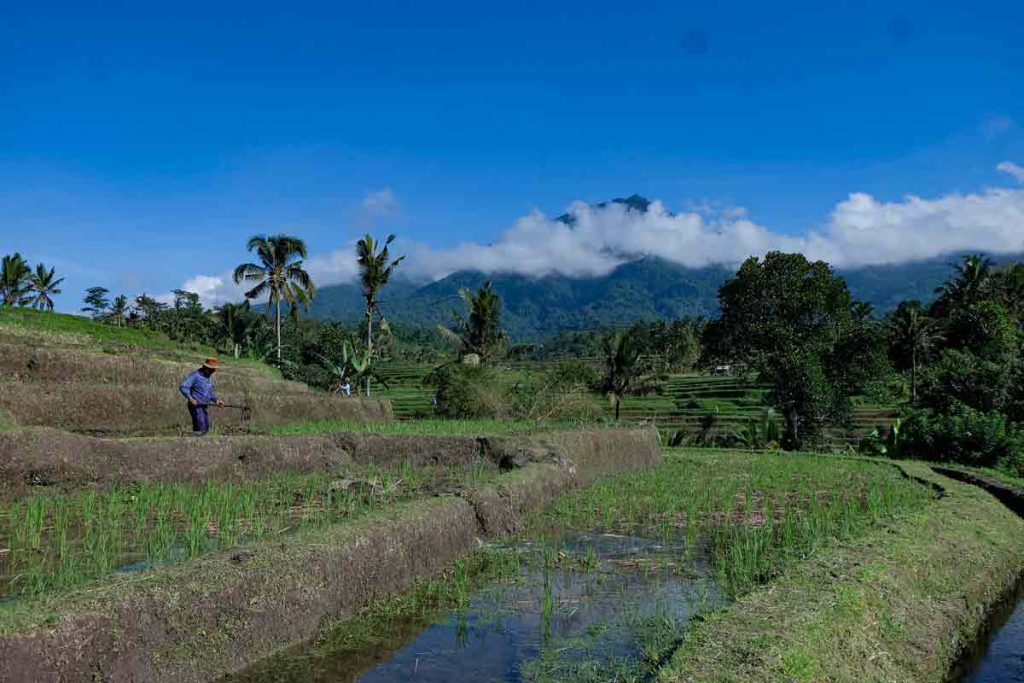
[340,379,352,396]
[180,357,224,435]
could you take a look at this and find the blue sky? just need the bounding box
[2,0,1023,309]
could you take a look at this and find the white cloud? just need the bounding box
[360,188,399,216]
[180,163,1024,306]
[997,161,1024,184]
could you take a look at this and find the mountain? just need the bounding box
[304,254,1022,341]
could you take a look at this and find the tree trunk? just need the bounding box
[784,408,800,450]
[365,310,373,398]
[614,396,621,421]
[275,298,282,361]
[911,346,917,404]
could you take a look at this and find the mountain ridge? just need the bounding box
[302,252,1023,341]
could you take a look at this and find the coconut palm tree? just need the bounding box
[232,234,316,361]
[887,300,942,403]
[355,233,405,396]
[438,281,508,363]
[598,330,657,420]
[25,264,64,311]
[936,254,994,308]
[0,253,31,306]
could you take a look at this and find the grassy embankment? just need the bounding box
[0,462,497,599]
[660,459,1024,682]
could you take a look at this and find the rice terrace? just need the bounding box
[5,5,1024,681]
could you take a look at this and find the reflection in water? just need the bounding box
[966,598,1024,682]
[227,531,723,682]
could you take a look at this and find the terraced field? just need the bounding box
[374,361,896,450]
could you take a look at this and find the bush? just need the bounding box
[900,404,1024,472]
[507,363,602,423]
[426,364,509,419]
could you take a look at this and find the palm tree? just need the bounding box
[438,281,508,363]
[355,233,405,396]
[887,300,942,403]
[1,253,31,306]
[104,294,130,327]
[598,330,656,420]
[936,254,994,308]
[25,264,64,311]
[232,234,316,361]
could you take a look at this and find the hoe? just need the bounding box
[199,402,253,426]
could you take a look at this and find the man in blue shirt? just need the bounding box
[180,357,224,435]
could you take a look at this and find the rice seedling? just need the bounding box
[0,462,502,599]
[529,449,933,596]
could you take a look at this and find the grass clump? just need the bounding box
[0,462,497,598]
[530,449,932,596]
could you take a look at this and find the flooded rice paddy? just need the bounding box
[225,530,724,682]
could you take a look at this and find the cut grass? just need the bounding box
[658,462,1024,682]
[0,462,498,598]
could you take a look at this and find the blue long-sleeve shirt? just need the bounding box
[180,370,218,405]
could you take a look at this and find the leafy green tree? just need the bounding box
[887,300,942,403]
[0,253,31,306]
[82,286,111,317]
[704,252,885,448]
[439,281,508,362]
[355,233,405,396]
[233,234,316,361]
[597,330,656,420]
[25,263,64,311]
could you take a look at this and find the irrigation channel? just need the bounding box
[224,529,725,682]
[963,592,1024,682]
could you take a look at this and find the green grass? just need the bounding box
[0,462,498,598]
[270,417,548,436]
[530,449,932,596]
[659,462,1024,682]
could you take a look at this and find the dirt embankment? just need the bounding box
[0,426,658,499]
[0,429,487,497]
[0,427,660,683]
[0,383,391,435]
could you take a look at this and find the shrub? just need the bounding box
[426,364,509,419]
[900,404,1024,472]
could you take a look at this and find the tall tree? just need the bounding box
[25,263,64,311]
[887,300,942,403]
[0,253,31,306]
[438,281,508,363]
[82,286,111,317]
[355,233,405,396]
[105,294,130,327]
[704,252,885,448]
[233,234,316,361]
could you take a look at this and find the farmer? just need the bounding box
[180,357,224,435]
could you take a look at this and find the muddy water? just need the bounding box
[963,596,1024,682]
[226,531,724,682]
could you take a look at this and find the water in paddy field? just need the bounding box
[226,531,725,682]
[964,596,1024,682]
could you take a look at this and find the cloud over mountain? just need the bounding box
[182,163,1024,305]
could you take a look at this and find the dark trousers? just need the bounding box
[188,404,210,434]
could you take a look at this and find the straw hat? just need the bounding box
[202,357,221,371]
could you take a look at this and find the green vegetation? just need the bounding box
[355,232,405,396]
[660,462,1024,682]
[531,449,931,596]
[0,462,497,598]
[233,233,316,361]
